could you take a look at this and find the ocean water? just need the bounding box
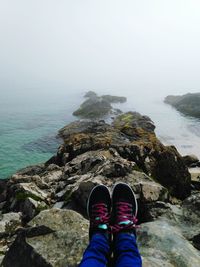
[1,88,200,179]
[0,89,82,179]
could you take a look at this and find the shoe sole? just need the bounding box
[87,184,111,217]
[111,182,138,218]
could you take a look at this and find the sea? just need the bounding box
[1,87,200,179]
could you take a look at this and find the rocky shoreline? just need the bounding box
[0,94,200,266]
[164,92,200,118]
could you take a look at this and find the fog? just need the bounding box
[1,0,200,98]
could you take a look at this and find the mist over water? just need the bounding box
[1,0,200,178]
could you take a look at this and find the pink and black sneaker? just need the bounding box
[87,185,111,239]
[111,183,138,236]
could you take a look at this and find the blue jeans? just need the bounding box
[79,233,142,267]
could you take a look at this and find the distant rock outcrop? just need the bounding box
[164,93,200,118]
[73,91,126,119]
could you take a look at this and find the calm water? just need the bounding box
[1,88,200,179]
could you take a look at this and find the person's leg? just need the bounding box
[79,185,111,267]
[79,233,109,267]
[111,183,142,267]
[114,233,142,267]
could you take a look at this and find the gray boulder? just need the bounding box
[138,219,200,267]
[2,209,88,267]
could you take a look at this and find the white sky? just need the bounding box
[1,0,200,96]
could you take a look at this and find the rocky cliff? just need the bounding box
[0,95,200,267]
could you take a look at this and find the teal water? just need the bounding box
[1,88,200,179]
[0,89,82,179]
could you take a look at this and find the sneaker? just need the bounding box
[111,182,138,235]
[87,185,111,239]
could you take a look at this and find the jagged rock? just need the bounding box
[15,164,46,176]
[57,115,190,199]
[113,112,156,133]
[0,212,22,237]
[72,91,126,119]
[0,212,22,265]
[63,149,135,178]
[183,154,199,167]
[0,179,8,203]
[101,94,127,103]
[138,219,200,267]
[3,182,50,222]
[177,193,200,243]
[1,105,198,267]
[191,233,200,250]
[2,209,88,267]
[59,170,169,217]
[182,192,200,216]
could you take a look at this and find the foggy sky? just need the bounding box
[1,0,200,97]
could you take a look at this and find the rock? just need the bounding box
[15,164,46,176]
[12,182,49,202]
[63,149,135,178]
[84,91,97,98]
[101,94,127,103]
[164,93,200,118]
[191,233,200,250]
[139,181,168,203]
[0,212,22,236]
[150,145,190,199]
[2,209,89,267]
[189,167,200,182]
[57,115,190,199]
[182,192,200,219]
[73,98,112,118]
[113,112,156,134]
[0,179,8,203]
[22,198,48,221]
[183,154,199,167]
[53,202,65,209]
[1,101,198,266]
[3,182,50,222]
[180,193,200,241]
[189,166,200,190]
[60,170,169,218]
[138,219,200,267]
[72,91,126,119]
[0,212,22,264]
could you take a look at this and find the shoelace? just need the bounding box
[111,201,138,233]
[91,203,110,229]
